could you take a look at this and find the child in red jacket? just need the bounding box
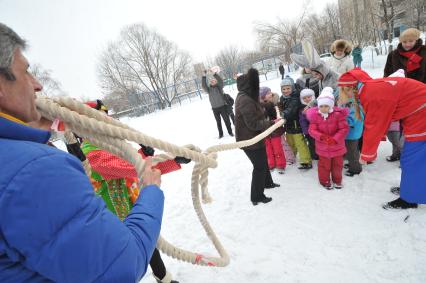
[259,87,287,173]
[307,88,349,189]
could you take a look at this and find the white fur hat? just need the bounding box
[300,88,315,98]
[317,87,335,108]
[300,88,315,105]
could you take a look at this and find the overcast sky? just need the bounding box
[0,0,335,99]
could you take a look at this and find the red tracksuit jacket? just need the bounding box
[359,77,426,161]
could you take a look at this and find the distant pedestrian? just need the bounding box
[279,63,285,79]
[352,45,363,68]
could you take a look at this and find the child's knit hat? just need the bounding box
[300,88,315,105]
[259,86,271,98]
[300,88,315,99]
[317,87,335,108]
[280,77,294,87]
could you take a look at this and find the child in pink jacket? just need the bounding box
[307,88,349,189]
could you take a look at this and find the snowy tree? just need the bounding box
[31,64,65,97]
[214,45,244,78]
[98,23,193,109]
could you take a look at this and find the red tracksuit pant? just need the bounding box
[265,136,286,170]
[318,155,343,186]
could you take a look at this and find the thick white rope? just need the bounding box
[35,96,284,267]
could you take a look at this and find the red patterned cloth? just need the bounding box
[86,148,181,180]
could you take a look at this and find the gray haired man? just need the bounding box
[0,22,165,282]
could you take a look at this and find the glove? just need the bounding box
[320,135,337,145]
[320,135,328,142]
[66,143,86,162]
[327,138,337,145]
[174,156,191,164]
[274,117,285,124]
[139,144,155,156]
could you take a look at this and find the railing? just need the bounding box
[111,78,203,119]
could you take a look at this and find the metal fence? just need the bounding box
[111,79,203,118]
[111,62,288,119]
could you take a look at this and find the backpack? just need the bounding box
[223,93,234,106]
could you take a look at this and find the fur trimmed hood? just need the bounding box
[237,68,260,101]
[331,39,352,55]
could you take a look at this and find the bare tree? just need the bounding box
[324,3,341,40]
[31,64,65,97]
[379,0,396,44]
[303,13,335,53]
[214,45,244,78]
[255,18,306,63]
[98,23,193,109]
[402,0,426,30]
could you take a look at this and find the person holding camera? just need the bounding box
[201,68,234,138]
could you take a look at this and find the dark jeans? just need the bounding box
[387,131,401,158]
[150,248,166,280]
[345,139,362,173]
[244,147,274,202]
[227,105,235,125]
[212,105,233,136]
[305,134,318,160]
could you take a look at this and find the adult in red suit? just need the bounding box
[338,68,426,209]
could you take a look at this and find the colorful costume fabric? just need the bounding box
[82,142,181,220]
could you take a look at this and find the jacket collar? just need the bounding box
[0,115,51,144]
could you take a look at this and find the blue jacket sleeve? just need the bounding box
[0,152,164,283]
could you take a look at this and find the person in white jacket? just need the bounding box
[328,39,354,75]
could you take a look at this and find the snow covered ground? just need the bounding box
[107,51,426,283]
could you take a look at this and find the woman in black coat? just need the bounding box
[234,68,280,205]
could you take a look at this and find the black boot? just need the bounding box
[154,271,179,283]
[265,182,280,189]
[386,155,400,162]
[390,186,400,195]
[298,163,312,170]
[252,196,272,206]
[345,170,361,177]
[382,197,418,210]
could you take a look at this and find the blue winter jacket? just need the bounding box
[345,102,364,140]
[0,116,164,282]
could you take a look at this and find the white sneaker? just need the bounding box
[334,183,343,190]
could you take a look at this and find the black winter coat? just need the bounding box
[261,101,285,137]
[235,93,273,150]
[384,39,426,83]
[279,91,304,134]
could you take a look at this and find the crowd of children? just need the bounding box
[256,27,426,210]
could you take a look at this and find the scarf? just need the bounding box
[399,47,422,72]
[318,108,333,120]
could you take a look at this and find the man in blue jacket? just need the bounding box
[0,22,164,282]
